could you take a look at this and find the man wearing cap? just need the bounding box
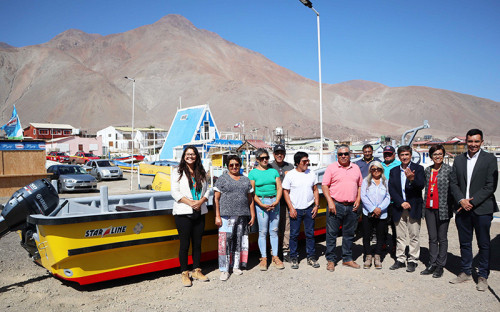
[382,145,401,253]
[355,144,381,179]
[270,144,294,262]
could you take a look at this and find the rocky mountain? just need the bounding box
[0,15,498,142]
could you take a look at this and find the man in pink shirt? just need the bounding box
[322,145,363,272]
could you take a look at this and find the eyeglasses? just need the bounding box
[274,152,285,156]
[432,153,444,157]
[300,159,310,164]
[258,156,270,160]
[337,152,349,157]
[370,168,383,172]
[383,153,393,157]
[229,163,240,168]
[185,153,196,157]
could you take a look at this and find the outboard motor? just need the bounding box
[0,179,59,238]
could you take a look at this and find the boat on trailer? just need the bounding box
[0,179,327,285]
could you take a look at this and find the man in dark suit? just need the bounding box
[450,129,498,291]
[388,145,425,272]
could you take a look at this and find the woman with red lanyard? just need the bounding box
[420,144,454,278]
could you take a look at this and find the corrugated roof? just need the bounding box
[29,123,75,129]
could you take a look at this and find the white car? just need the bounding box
[84,159,123,181]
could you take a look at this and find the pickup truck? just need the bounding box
[46,151,70,163]
[70,151,100,165]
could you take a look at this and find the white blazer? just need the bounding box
[170,167,210,215]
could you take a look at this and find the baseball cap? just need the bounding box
[273,144,286,153]
[383,146,395,154]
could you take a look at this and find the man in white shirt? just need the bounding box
[282,152,320,269]
[450,129,498,291]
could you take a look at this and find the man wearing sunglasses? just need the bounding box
[381,145,401,254]
[270,144,294,262]
[282,152,320,269]
[322,145,363,272]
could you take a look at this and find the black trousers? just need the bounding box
[362,214,387,257]
[174,214,206,272]
[424,208,450,267]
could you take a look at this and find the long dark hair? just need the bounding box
[177,145,206,193]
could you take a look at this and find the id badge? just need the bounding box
[429,199,433,208]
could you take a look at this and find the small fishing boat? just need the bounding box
[112,154,146,163]
[0,179,327,285]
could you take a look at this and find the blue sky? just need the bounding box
[1,0,499,102]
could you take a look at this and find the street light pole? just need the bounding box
[299,0,324,167]
[124,76,135,190]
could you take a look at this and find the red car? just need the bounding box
[70,151,100,165]
[46,151,70,163]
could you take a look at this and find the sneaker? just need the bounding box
[374,254,382,269]
[181,271,192,287]
[406,262,417,273]
[307,257,320,268]
[420,264,437,275]
[232,268,243,275]
[283,251,291,263]
[389,261,406,270]
[259,257,268,271]
[291,258,299,269]
[476,277,488,291]
[432,266,444,278]
[364,255,373,269]
[219,271,230,281]
[272,256,285,270]
[191,268,209,282]
[327,261,335,272]
[450,272,472,284]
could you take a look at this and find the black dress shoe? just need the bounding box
[432,266,444,278]
[406,262,417,272]
[420,264,437,275]
[389,261,406,270]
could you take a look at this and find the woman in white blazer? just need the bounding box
[170,146,210,287]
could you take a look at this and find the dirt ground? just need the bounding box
[0,173,499,311]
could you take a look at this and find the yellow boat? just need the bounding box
[1,180,328,285]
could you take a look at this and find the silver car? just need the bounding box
[47,165,98,193]
[83,159,123,181]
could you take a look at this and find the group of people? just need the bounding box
[170,128,498,292]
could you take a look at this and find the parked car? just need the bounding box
[70,151,100,165]
[83,159,123,181]
[47,165,98,193]
[46,151,70,163]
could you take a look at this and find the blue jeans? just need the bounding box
[325,202,358,263]
[256,197,280,257]
[289,205,316,259]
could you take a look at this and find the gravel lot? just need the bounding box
[0,173,499,311]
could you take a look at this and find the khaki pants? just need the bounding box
[395,209,421,263]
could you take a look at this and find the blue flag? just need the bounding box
[1,105,24,140]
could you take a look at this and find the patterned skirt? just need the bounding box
[218,216,249,272]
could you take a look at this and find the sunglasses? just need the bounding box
[370,168,383,172]
[337,152,349,157]
[258,156,270,160]
[229,163,240,168]
[300,159,310,164]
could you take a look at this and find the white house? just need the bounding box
[97,126,167,155]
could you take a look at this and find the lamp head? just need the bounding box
[299,0,313,8]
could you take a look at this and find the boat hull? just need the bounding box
[28,196,328,285]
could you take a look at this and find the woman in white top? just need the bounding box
[360,161,390,269]
[171,145,210,287]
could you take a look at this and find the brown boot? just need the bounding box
[374,255,382,269]
[364,255,373,269]
[259,257,268,271]
[181,271,192,287]
[272,256,285,270]
[191,268,209,282]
